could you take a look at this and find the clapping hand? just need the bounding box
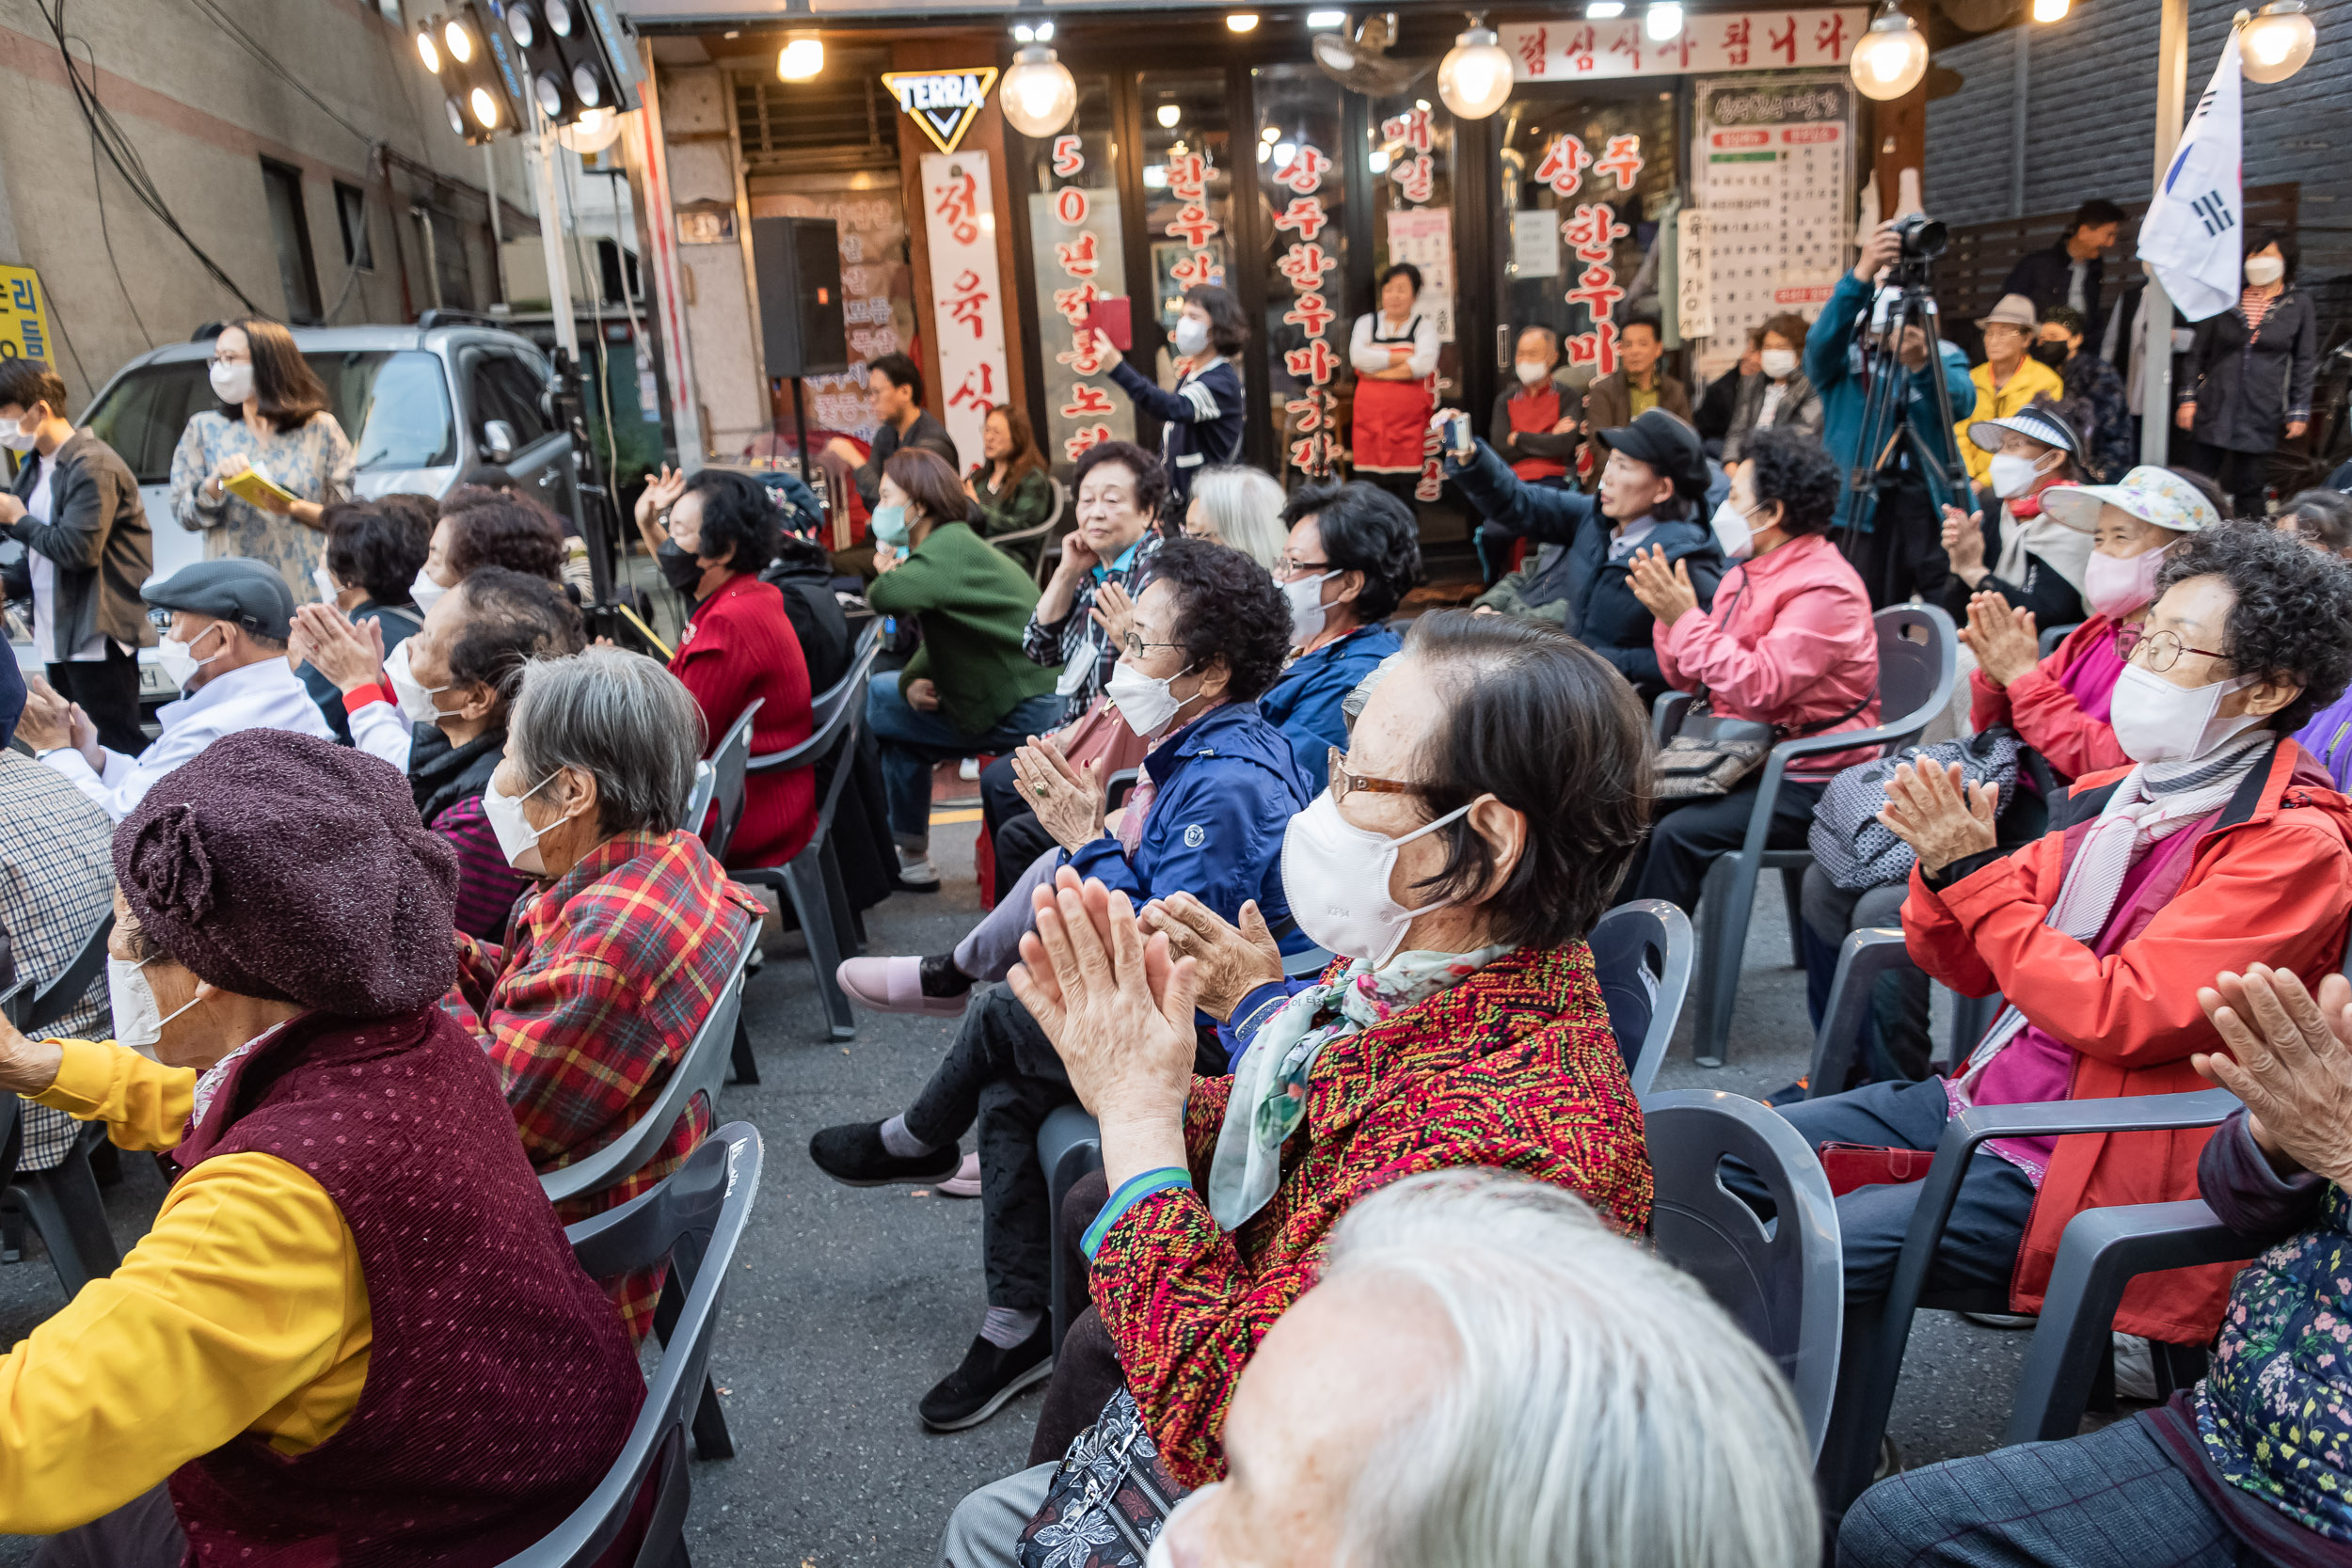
[1137,893,1284,1024]
[1960,591,2041,689]
[13,676,73,753]
[1089,578,1136,648]
[1625,544,1699,625]
[2196,965,2352,1187]
[635,463,688,531]
[290,603,385,694]
[1941,504,1987,578]
[1010,734,1107,851]
[1878,758,1998,876]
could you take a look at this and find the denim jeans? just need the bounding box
[866,671,1065,846]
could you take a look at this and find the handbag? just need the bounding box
[1654,687,1874,802]
[1819,1142,1937,1196]
[1016,1388,1191,1568]
[1807,729,2024,891]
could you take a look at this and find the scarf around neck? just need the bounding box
[1996,479,2094,594]
[1206,943,1508,1229]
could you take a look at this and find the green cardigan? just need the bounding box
[866,520,1060,737]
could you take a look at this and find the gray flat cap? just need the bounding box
[141,558,295,641]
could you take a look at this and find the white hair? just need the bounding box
[1322,1169,1820,1568]
[1189,466,1289,573]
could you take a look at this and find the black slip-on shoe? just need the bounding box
[918,1323,1055,1432]
[807,1121,961,1187]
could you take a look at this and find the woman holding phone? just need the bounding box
[1103,284,1249,512]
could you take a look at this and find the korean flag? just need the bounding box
[2137,28,2244,323]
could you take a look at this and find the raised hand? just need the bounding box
[1878,757,1998,875]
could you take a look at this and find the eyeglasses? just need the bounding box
[1120,629,1183,658]
[206,353,249,367]
[2114,624,2229,673]
[1279,556,1331,578]
[1327,746,1425,806]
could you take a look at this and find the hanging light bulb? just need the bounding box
[2240,0,2316,83]
[777,33,823,81]
[1438,18,1514,119]
[443,16,475,64]
[1156,103,1182,128]
[2030,0,2069,19]
[415,24,442,72]
[1001,41,1078,136]
[557,105,626,155]
[1645,3,1684,40]
[1849,8,1929,101]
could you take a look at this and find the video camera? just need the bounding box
[1885,213,1947,288]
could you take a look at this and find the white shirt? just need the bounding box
[1348,311,1439,380]
[23,451,103,665]
[348,693,414,775]
[42,656,336,820]
[2067,259,2089,314]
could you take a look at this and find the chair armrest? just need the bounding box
[1944,1086,2240,1145]
[1104,768,1140,812]
[0,978,28,1031]
[1651,690,1692,747]
[1282,945,1335,979]
[2039,622,2084,659]
[1805,928,1914,1099]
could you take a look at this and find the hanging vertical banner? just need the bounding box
[921,150,1010,470]
[1034,132,1134,464]
[1272,142,1340,479]
[1675,210,1715,341]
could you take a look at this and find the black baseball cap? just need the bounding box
[142,558,296,641]
[1593,408,1709,499]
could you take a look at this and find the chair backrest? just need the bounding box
[539,917,761,1205]
[1033,479,1072,585]
[2039,620,2084,659]
[1281,943,1337,979]
[1644,1089,1843,1460]
[700,700,762,863]
[749,621,882,778]
[5,911,115,1035]
[501,1123,764,1568]
[1868,603,1958,752]
[1589,900,1693,1099]
[680,762,715,846]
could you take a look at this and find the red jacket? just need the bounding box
[1653,531,1880,778]
[672,572,816,868]
[1901,739,2352,1341]
[1969,613,2131,783]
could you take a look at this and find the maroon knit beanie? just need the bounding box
[114,730,461,1016]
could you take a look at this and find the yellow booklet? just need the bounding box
[222,465,302,509]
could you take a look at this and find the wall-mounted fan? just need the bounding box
[1312,13,1430,99]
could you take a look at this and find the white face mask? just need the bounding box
[1173,315,1211,357]
[0,412,39,453]
[483,768,565,874]
[2106,661,2263,765]
[311,564,340,604]
[1106,657,1197,739]
[156,624,224,689]
[1711,498,1756,562]
[107,955,204,1058]
[2245,255,2285,287]
[1988,451,2050,500]
[1280,790,1478,967]
[384,640,455,725]
[1515,358,1553,388]
[409,566,449,614]
[1759,347,1799,380]
[1285,570,1338,645]
[209,359,255,405]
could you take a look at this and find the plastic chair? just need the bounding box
[1645,1089,1844,1460]
[1805,927,2004,1097]
[0,911,123,1297]
[1591,900,1694,1100]
[538,917,759,1207]
[680,762,715,847]
[697,700,763,865]
[1660,603,1957,1069]
[1040,1101,1104,1354]
[498,1122,764,1567]
[986,477,1070,584]
[2039,620,2084,659]
[737,627,883,1041]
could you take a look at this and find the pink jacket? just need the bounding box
[1653,531,1881,779]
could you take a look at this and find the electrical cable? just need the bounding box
[87,119,152,350]
[186,0,375,150]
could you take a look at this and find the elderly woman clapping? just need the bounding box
[951,612,1658,1536]
[0,731,640,1560]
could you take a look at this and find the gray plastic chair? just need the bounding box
[499,1123,764,1567]
[1806,927,2004,1096]
[736,626,884,1042]
[0,911,123,1297]
[1664,604,1957,1068]
[538,916,759,1207]
[1591,899,1693,1100]
[696,699,763,865]
[2039,620,2085,658]
[1645,1089,1844,1459]
[679,762,715,848]
[1040,1101,1104,1354]
[986,476,1070,584]
[1282,944,1336,978]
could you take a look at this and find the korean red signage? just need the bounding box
[1502,8,1864,80]
[1036,134,1133,463]
[1274,142,1339,479]
[920,152,1010,467]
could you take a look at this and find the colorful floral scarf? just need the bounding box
[1206,944,1508,1229]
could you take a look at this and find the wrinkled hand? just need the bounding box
[1011,735,1107,851]
[1853,221,1901,283]
[291,603,384,693]
[0,492,24,528]
[0,1014,63,1099]
[1961,591,2040,689]
[1137,893,1282,1024]
[1626,544,1699,624]
[15,676,74,753]
[1878,758,1999,875]
[1089,578,1136,648]
[2175,403,2197,433]
[1008,871,1199,1139]
[1057,527,1101,578]
[1941,504,1987,577]
[904,676,940,713]
[635,463,687,530]
[2195,966,2352,1187]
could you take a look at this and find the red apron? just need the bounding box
[1505,388,1566,482]
[1352,315,1435,473]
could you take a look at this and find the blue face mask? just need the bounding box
[871,503,910,547]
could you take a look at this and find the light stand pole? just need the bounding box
[534,110,617,605]
[2140,0,2189,464]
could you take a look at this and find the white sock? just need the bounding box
[880,1114,934,1160]
[979,1307,1043,1349]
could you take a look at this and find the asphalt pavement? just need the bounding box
[0,818,2038,1565]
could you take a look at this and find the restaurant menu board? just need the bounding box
[1689,72,1854,369]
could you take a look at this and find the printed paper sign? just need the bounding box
[920,151,1010,467]
[1688,73,1854,346]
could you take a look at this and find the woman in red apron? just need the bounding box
[1348,262,1439,495]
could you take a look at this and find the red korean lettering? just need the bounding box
[1564,320,1620,377]
[1054,232,1100,278]
[1064,423,1114,462]
[1562,24,1596,66]
[933,172,982,246]
[1769,15,1799,62]
[948,363,997,409]
[1164,204,1221,249]
[1059,383,1115,420]
[1596,134,1645,192]
[1814,13,1848,57]
[1052,281,1101,325]
[1533,133,1592,198]
[1561,202,1630,262]
[1275,243,1338,291]
[1283,337,1339,385]
[1723,17,1751,65]
[1518,25,1548,75]
[1392,154,1434,204]
[1281,293,1338,339]
[1166,153,1207,203]
[946,269,990,338]
[1379,108,1433,154]
[1284,396,1323,434]
[1057,331,1108,376]
[1565,263,1625,322]
[1607,30,1640,71]
[1273,197,1329,243]
[1276,143,1331,195]
[1170,252,1222,290]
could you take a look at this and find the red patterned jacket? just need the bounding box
[1088,942,1650,1487]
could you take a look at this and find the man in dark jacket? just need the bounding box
[0,358,153,754]
[1999,198,2123,323]
[1574,317,1692,492]
[2038,307,2135,483]
[826,351,960,509]
[1445,406,1724,700]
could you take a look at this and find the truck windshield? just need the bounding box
[85,349,456,484]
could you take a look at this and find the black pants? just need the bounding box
[47,643,144,756]
[2196,443,2271,520]
[1622,777,1824,916]
[1839,481,1956,611]
[31,1484,183,1567]
[1800,863,1934,1087]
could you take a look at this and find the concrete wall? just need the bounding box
[650,60,767,461]
[0,0,539,404]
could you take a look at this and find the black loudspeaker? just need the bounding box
[750,216,849,379]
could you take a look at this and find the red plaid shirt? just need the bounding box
[444,829,764,1339]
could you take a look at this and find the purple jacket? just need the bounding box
[2295,689,2352,793]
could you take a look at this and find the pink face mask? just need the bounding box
[2083,543,2169,622]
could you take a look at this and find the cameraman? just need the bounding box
[1805,220,1978,610]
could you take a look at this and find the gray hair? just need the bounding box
[508,647,706,836]
[1188,465,1289,573]
[1325,1169,1820,1568]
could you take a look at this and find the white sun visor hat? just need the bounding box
[2040,465,2222,534]
[1966,402,2084,462]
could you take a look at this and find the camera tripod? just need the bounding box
[1839,280,1973,602]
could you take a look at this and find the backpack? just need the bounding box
[1808,728,2025,891]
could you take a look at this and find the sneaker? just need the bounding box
[1759,1079,1810,1107]
[937,1151,982,1198]
[958,757,981,783]
[1962,1311,2040,1330]
[808,1122,961,1188]
[837,956,971,1018]
[2113,1333,2159,1402]
[895,850,941,892]
[918,1323,1054,1432]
